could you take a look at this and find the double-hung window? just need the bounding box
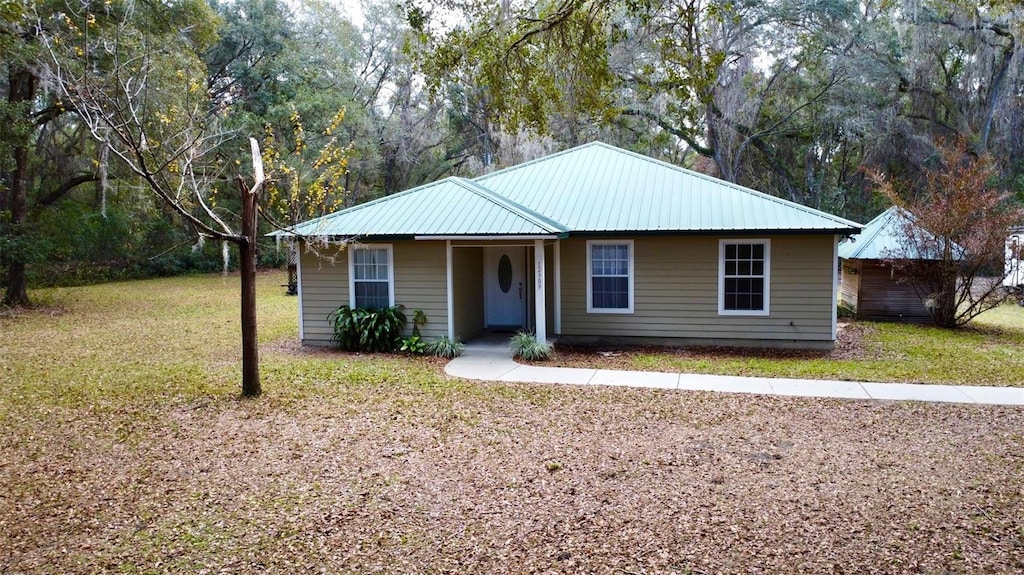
[719,239,770,315]
[349,245,394,309]
[587,240,634,313]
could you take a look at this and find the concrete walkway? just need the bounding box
[444,338,1024,406]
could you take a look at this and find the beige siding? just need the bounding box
[299,240,449,346]
[298,248,347,346]
[393,241,448,338]
[560,235,836,345]
[545,243,555,332]
[452,247,484,340]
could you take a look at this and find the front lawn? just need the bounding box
[542,308,1024,387]
[1,271,1022,573]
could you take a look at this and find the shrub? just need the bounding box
[426,336,465,358]
[400,334,428,354]
[327,304,407,352]
[411,309,427,337]
[509,330,551,361]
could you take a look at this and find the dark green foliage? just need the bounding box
[400,334,428,354]
[327,304,407,352]
[509,331,552,361]
[411,309,427,337]
[400,310,429,353]
[426,335,464,359]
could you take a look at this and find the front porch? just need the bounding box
[443,238,561,344]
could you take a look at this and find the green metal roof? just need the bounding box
[838,206,952,260]
[285,177,569,238]
[475,142,862,234]
[280,142,862,239]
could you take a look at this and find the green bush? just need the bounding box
[509,330,552,361]
[426,335,465,358]
[400,334,428,354]
[327,304,407,352]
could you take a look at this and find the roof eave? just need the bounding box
[414,234,565,240]
[565,227,861,238]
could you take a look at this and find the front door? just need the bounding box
[485,247,526,328]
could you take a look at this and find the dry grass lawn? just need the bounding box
[1,271,1022,573]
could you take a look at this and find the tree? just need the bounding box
[42,0,265,395]
[1,0,108,305]
[415,0,1024,221]
[871,139,1024,328]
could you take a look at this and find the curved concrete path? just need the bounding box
[445,338,1024,406]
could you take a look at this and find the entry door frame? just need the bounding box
[483,246,528,329]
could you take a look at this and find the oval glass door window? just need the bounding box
[498,255,513,293]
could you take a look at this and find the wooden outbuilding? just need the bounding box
[838,207,934,322]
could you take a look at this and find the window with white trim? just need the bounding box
[719,239,770,315]
[587,240,634,313]
[350,245,393,309]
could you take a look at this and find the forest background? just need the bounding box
[2,0,1021,299]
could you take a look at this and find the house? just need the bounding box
[284,142,862,349]
[837,206,936,321]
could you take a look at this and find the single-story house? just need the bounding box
[837,206,936,321]
[284,142,862,349]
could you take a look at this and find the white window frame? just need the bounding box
[586,239,634,314]
[718,239,770,316]
[348,244,395,309]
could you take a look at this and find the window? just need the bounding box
[719,240,770,315]
[587,240,634,313]
[349,245,394,309]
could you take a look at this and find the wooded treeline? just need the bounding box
[2,0,1022,303]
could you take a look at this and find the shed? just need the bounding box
[837,207,935,321]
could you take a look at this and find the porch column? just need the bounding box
[534,239,547,343]
[446,240,455,338]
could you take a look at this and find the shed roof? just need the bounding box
[280,142,862,239]
[838,206,951,260]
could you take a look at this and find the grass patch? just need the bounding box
[1,272,1022,573]
[556,307,1024,386]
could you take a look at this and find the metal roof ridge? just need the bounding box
[449,177,570,234]
[471,141,606,183]
[475,140,862,230]
[844,206,897,259]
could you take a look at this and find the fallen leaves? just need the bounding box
[2,273,1022,573]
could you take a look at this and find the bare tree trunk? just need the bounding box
[2,67,37,307]
[237,176,261,397]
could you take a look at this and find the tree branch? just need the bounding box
[32,173,100,210]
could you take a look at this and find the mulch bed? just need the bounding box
[529,321,890,370]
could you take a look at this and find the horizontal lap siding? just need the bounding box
[452,247,484,340]
[545,243,555,331]
[560,235,835,342]
[299,249,347,346]
[394,241,448,339]
[299,241,449,345]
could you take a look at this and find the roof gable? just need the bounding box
[839,206,954,260]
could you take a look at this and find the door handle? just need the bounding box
[518,282,522,300]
